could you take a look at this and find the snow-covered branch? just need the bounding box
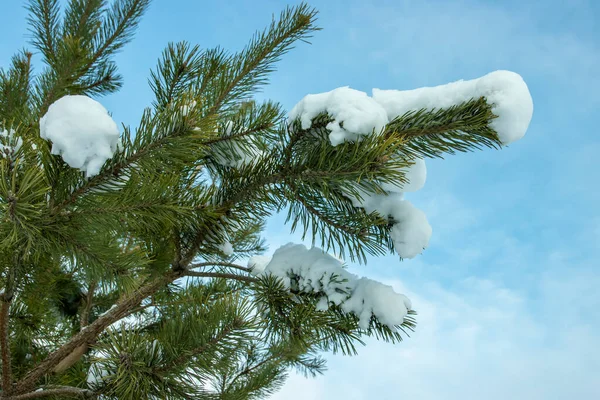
[250,243,412,330]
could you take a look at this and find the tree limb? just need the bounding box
[0,295,13,396]
[13,271,181,395]
[10,386,94,399]
[1,257,18,396]
[80,281,97,330]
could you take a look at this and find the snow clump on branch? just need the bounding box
[40,95,120,178]
[250,243,412,330]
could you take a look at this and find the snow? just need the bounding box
[217,241,234,256]
[289,87,388,146]
[248,255,271,275]
[211,121,267,168]
[181,100,197,116]
[39,95,120,177]
[348,189,432,259]
[256,243,412,330]
[98,304,117,317]
[212,140,263,168]
[0,128,23,164]
[372,70,533,145]
[380,157,427,193]
[388,201,432,258]
[290,70,532,146]
[86,350,112,387]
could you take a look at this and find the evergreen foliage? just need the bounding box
[0,1,517,399]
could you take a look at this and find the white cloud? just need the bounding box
[272,268,600,400]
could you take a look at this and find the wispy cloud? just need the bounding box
[273,260,600,399]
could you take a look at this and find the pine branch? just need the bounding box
[149,42,204,109]
[93,0,150,61]
[34,0,150,115]
[155,322,241,374]
[62,0,105,45]
[208,3,319,112]
[200,122,274,146]
[49,107,206,215]
[182,164,375,266]
[384,97,502,158]
[26,0,61,65]
[227,354,278,389]
[287,182,360,238]
[49,132,159,214]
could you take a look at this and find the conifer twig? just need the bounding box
[154,323,240,373]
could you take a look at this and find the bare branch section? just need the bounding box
[0,295,13,396]
[1,258,18,396]
[10,386,94,399]
[13,271,180,394]
[13,266,258,394]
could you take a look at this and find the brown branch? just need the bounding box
[1,256,18,396]
[80,282,97,330]
[13,271,181,395]
[10,386,94,399]
[51,345,88,375]
[1,295,13,396]
[55,280,98,374]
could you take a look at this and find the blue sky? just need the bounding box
[1,0,599,399]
